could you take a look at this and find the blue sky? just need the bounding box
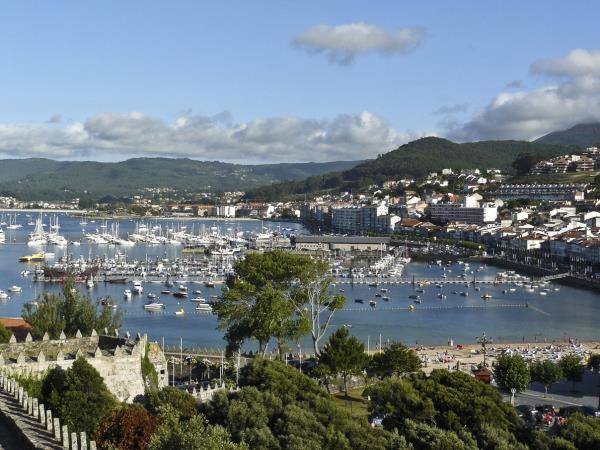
[0,1,599,163]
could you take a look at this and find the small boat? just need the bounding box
[460,292,468,297]
[18,252,45,263]
[132,281,143,294]
[368,282,378,287]
[205,280,215,288]
[375,293,382,298]
[408,295,420,300]
[193,290,202,295]
[539,291,547,296]
[173,292,188,298]
[382,296,390,301]
[147,293,157,299]
[481,293,492,300]
[101,297,117,309]
[380,288,388,293]
[554,287,560,291]
[409,304,415,311]
[415,288,425,293]
[144,301,164,311]
[338,288,344,292]
[165,281,174,288]
[502,289,508,294]
[123,289,132,300]
[0,291,9,300]
[413,298,422,304]
[8,286,22,293]
[437,294,447,299]
[179,285,188,292]
[87,279,95,289]
[161,290,171,295]
[195,303,213,312]
[175,308,185,315]
[354,298,364,304]
[369,300,376,307]
[190,297,207,303]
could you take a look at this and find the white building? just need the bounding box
[430,202,497,225]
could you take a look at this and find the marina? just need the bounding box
[0,213,598,350]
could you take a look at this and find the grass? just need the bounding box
[331,387,369,418]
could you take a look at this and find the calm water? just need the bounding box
[0,212,598,350]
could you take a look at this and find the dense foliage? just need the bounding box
[364,370,527,449]
[245,137,571,200]
[22,279,122,339]
[493,353,531,393]
[145,386,198,420]
[200,358,402,450]
[0,322,12,343]
[535,122,600,147]
[41,358,117,434]
[368,342,421,378]
[530,359,563,397]
[319,327,368,396]
[95,404,159,450]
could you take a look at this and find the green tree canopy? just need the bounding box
[319,327,368,396]
[22,279,122,339]
[530,360,563,397]
[560,354,585,389]
[369,342,421,378]
[0,322,12,343]
[146,386,198,420]
[40,358,117,434]
[493,354,531,393]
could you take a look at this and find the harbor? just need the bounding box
[0,213,597,350]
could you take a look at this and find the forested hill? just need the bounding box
[0,157,362,201]
[244,137,571,201]
[535,122,600,147]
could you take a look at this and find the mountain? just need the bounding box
[0,158,363,201]
[245,137,572,201]
[535,122,600,147]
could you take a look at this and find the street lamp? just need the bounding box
[477,332,493,367]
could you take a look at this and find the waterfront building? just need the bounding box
[294,235,390,252]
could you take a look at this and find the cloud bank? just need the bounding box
[450,49,600,141]
[0,111,422,163]
[293,22,425,65]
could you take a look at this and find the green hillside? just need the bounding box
[245,137,572,200]
[535,122,600,147]
[0,158,362,201]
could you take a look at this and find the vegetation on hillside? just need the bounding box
[0,157,361,201]
[535,122,600,147]
[245,137,571,200]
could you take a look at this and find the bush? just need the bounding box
[146,386,197,420]
[95,404,159,450]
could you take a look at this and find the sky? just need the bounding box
[0,1,599,163]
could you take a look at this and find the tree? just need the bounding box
[587,354,600,372]
[148,405,246,450]
[215,250,344,356]
[319,327,368,396]
[560,354,585,390]
[41,358,117,434]
[530,360,562,397]
[493,354,531,393]
[95,404,159,450]
[512,153,544,175]
[0,322,12,343]
[146,386,198,420]
[559,413,600,450]
[369,342,421,378]
[22,279,122,339]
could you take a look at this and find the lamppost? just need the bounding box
[477,332,493,367]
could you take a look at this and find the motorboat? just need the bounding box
[204,280,215,288]
[18,252,45,263]
[195,303,213,312]
[123,289,132,300]
[175,308,185,315]
[369,300,376,307]
[354,298,364,304]
[0,291,8,300]
[173,292,188,298]
[190,297,207,303]
[408,295,420,300]
[8,286,22,293]
[144,301,164,311]
[161,290,171,295]
[147,293,158,299]
[132,281,143,294]
[481,293,493,300]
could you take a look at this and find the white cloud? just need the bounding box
[450,49,600,141]
[293,22,425,65]
[0,111,424,163]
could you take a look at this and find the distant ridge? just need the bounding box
[244,137,572,201]
[535,122,600,147]
[0,157,363,201]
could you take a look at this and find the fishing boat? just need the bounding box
[143,301,164,311]
[8,286,22,293]
[123,289,132,300]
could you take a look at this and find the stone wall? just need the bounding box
[0,330,168,402]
